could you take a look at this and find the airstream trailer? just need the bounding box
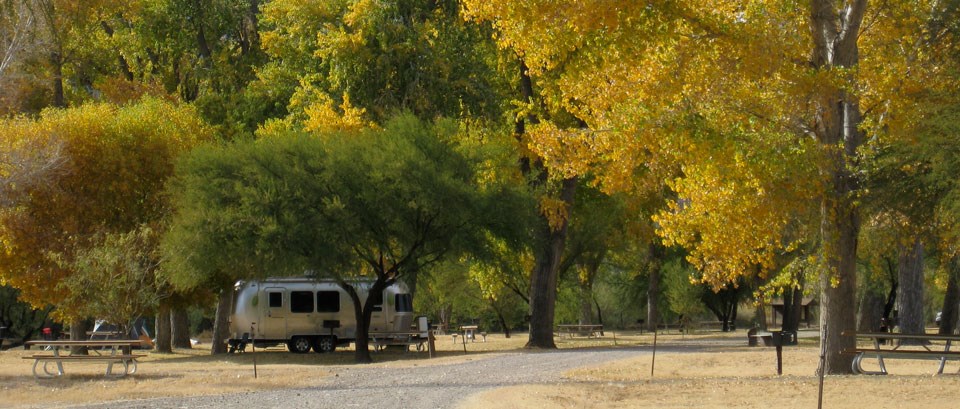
[228,278,414,353]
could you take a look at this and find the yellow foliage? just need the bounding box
[302,93,375,134]
[0,98,212,307]
[539,196,570,232]
[466,0,960,288]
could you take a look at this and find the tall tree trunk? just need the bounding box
[171,307,192,349]
[782,286,796,332]
[896,237,925,337]
[646,243,663,332]
[240,0,261,56]
[578,277,593,325]
[939,255,960,335]
[193,0,212,63]
[515,59,577,349]
[858,289,885,332]
[490,299,511,338]
[155,303,172,353]
[68,318,91,355]
[810,0,867,375]
[526,176,577,349]
[210,289,232,355]
[50,51,65,107]
[756,301,768,331]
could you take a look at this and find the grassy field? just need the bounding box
[2,330,958,408]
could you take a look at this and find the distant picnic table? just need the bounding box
[23,340,146,379]
[843,331,960,375]
[556,324,603,338]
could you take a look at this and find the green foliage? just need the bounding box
[261,0,509,124]
[662,258,705,322]
[164,113,531,290]
[0,284,53,346]
[55,226,166,333]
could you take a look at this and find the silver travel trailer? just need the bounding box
[228,277,415,353]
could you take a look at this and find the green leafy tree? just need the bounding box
[0,284,53,348]
[165,114,529,361]
[54,225,166,337]
[260,0,507,124]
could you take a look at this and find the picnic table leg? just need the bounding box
[51,348,64,377]
[32,359,61,378]
[105,346,118,376]
[874,338,888,375]
[937,340,952,375]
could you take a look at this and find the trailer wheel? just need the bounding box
[288,336,312,353]
[313,336,336,353]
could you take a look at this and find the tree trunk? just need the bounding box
[939,256,960,335]
[193,0,212,62]
[646,243,663,332]
[897,238,925,338]
[342,278,385,364]
[50,51,65,107]
[171,307,192,349]
[756,301,768,331]
[810,0,867,375]
[68,318,91,355]
[526,176,577,349]
[578,273,593,325]
[210,289,232,355]
[155,303,172,353]
[857,289,885,332]
[491,300,511,338]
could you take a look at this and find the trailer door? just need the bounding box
[369,289,387,332]
[261,288,287,339]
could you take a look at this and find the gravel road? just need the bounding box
[71,346,662,409]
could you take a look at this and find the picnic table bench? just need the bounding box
[556,324,604,338]
[842,331,960,375]
[23,340,145,379]
[369,331,428,352]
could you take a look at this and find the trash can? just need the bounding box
[416,316,429,338]
[771,330,798,346]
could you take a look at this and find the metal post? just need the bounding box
[817,328,826,409]
[776,344,783,375]
[651,323,658,377]
[251,323,257,379]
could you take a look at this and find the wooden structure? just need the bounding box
[769,297,818,328]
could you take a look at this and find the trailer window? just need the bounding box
[316,291,340,312]
[395,294,413,312]
[268,292,282,308]
[290,291,314,313]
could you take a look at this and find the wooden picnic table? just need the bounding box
[556,324,604,338]
[23,340,145,379]
[842,331,960,375]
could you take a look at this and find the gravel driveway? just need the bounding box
[71,346,660,409]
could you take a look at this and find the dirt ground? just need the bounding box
[2,330,958,408]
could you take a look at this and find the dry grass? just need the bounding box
[463,330,960,409]
[3,330,959,408]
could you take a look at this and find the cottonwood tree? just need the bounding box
[463,0,960,373]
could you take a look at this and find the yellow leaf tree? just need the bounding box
[464,1,960,373]
[0,98,211,332]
